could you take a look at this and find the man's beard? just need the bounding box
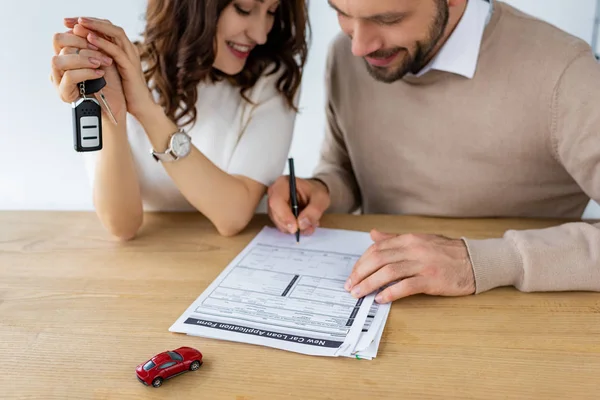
[364,1,450,83]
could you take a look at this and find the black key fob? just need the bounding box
[82,77,106,95]
[72,80,103,152]
[72,97,102,152]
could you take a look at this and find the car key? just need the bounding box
[71,77,117,152]
[72,80,103,152]
[81,77,118,125]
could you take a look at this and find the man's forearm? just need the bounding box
[92,116,143,240]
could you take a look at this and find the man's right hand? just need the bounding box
[267,177,331,236]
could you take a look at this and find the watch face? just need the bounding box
[171,132,191,157]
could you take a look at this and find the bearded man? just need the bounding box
[267,0,600,303]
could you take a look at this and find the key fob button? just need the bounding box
[79,116,100,149]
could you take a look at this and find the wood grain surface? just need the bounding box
[1,211,599,400]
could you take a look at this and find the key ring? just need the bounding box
[79,80,86,99]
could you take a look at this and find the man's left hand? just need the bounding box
[345,230,476,303]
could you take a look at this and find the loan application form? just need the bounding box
[169,227,391,358]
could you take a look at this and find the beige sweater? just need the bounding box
[313,2,600,294]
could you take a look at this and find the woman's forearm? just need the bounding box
[136,104,263,236]
[91,116,143,240]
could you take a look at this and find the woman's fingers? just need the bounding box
[51,48,113,89]
[64,17,112,31]
[60,67,105,87]
[63,17,78,28]
[84,32,133,77]
[50,66,62,88]
[59,47,113,66]
[53,31,98,55]
[52,53,106,72]
[52,19,116,105]
[58,68,105,101]
[77,17,126,42]
[77,17,138,61]
[66,17,114,44]
[71,23,111,43]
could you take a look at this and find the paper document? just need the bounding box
[353,301,391,359]
[169,226,391,358]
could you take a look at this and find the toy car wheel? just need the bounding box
[190,360,202,371]
[152,377,163,388]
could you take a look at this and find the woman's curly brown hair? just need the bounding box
[135,0,310,128]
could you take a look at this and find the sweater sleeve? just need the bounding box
[312,41,361,213]
[463,48,600,294]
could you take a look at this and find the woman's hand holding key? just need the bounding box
[65,17,159,124]
[51,18,127,123]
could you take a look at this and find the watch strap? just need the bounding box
[151,130,185,162]
[151,149,177,162]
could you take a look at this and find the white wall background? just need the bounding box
[1,0,599,218]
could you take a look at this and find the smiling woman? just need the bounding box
[139,0,307,127]
[49,0,310,240]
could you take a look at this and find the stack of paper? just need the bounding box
[169,227,391,359]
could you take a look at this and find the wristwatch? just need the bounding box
[151,130,192,162]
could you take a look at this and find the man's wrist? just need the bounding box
[455,238,476,295]
[461,237,523,294]
[310,178,330,195]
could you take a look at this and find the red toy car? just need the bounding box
[135,346,203,388]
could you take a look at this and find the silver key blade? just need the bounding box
[95,91,118,125]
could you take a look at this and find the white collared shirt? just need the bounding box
[415,0,493,79]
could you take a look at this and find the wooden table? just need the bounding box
[1,212,599,400]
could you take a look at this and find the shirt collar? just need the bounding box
[414,0,493,79]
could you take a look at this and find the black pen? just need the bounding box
[288,158,300,243]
